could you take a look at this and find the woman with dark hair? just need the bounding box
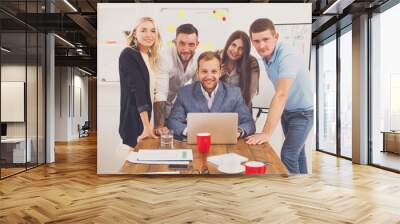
[218,30,260,108]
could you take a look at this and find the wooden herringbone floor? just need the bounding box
[1,134,400,224]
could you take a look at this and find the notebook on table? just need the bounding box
[137,149,193,161]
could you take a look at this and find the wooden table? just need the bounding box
[120,138,289,176]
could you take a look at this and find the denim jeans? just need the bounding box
[281,109,314,174]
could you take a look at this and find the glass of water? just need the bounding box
[160,129,174,149]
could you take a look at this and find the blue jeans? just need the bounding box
[281,109,314,174]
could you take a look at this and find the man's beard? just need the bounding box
[178,52,194,64]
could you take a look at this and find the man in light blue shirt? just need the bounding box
[246,18,314,174]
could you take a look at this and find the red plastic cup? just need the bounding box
[245,161,266,174]
[197,133,211,154]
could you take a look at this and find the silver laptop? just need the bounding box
[187,113,238,144]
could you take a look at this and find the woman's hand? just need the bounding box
[138,111,158,142]
[138,126,158,141]
[155,126,169,136]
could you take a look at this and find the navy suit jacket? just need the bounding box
[167,81,256,139]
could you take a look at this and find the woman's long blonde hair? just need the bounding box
[126,17,161,72]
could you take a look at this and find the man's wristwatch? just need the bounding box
[237,128,244,137]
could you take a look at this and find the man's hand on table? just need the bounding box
[246,132,269,145]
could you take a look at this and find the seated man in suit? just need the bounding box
[167,51,256,139]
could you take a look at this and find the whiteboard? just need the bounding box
[159,8,230,52]
[275,24,311,64]
[97,3,311,83]
[1,82,25,122]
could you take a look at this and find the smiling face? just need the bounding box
[197,57,222,93]
[135,20,156,48]
[227,38,244,61]
[175,33,198,64]
[250,29,279,60]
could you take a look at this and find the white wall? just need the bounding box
[1,64,46,164]
[1,65,27,140]
[1,65,38,138]
[1,82,24,122]
[54,67,89,141]
[55,67,69,141]
[72,73,89,138]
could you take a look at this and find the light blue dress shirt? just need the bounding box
[263,42,313,112]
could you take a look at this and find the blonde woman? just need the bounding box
[119,17,166,148]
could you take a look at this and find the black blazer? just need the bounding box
[119,47,152,147]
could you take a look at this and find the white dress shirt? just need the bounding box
[200,83,219,110]
[157,45,199,103]
[140,51,155,127]
[182,83,219,136]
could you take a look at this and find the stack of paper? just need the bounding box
[137,149,193,161]
[126,149,193,165]
[207,153,248,166]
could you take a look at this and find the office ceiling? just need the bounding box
[0,0,393,75]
